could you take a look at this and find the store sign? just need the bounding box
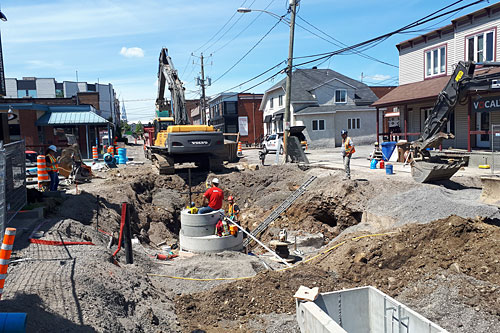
[472,96,500,112]
[238,116,248,136]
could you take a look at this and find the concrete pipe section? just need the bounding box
[179,209,243,253]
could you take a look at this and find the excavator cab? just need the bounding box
[153,117,175,147]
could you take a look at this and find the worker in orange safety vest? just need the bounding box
[45,145,60,191]
[227,196,240,221]
[341,129,355,180]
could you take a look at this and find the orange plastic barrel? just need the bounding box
[37,155,50,188]
[92,146,98,160]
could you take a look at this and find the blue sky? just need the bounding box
[0,0,492,122]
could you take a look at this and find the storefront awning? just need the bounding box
[36,111,110,126]
[274,113,284,121]
[263,115,272,123]
[384,112,400,118]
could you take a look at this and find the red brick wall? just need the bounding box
[18,109,39,146]
[237,93,263,145]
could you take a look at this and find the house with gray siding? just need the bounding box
[260,68,380,148]
[373,2,500,151]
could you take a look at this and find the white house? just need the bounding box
[373,2,500,151]
[260,68,381,148]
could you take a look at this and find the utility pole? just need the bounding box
[193,53,211,125]
[284,0,298,163]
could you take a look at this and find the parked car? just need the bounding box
[262,126,307,154]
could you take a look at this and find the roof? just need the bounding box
[36,110,109,126]
[295,104,375,115]
[369,86,397,99]
[261,68,378,109]
[397,2,500,50]
[372,66,500,107]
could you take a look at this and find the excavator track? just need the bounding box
[152,153,175,175]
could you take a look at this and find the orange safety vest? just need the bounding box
[228,203,239,219]
[47,154,59,172]
[343,137,356,155]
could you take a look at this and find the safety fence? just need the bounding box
[0,140,27,234]
[492,124,500,174]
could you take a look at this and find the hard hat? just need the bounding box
[212,178,219,184]
[374,141,379,146]
[341,129,348,135]
[228,196,234,202]
[48,145,57,152]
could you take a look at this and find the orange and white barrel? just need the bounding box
[237,141,243,156]
[107,146,114,157]
[0,228,16,299]
[92,146,98,161]
[37,155,49,188]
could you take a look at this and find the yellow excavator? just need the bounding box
[144,48,224,174]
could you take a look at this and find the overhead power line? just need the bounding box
[212,15,286,84]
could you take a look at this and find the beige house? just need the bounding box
[373,2,500,151]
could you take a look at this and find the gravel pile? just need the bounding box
[366,186,500,226]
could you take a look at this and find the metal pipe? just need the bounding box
[224,217,292,267]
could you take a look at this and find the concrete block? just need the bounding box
[180,209,221,237]
[179,231,243,253]
[296,286,447,333]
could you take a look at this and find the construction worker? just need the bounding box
[227,196,240,221]
[45,145,59,191]
[341,129,355,179]
[198,178,224,214]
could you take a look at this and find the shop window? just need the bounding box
[425,45,446,78]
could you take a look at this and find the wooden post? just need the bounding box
[467,95,472,152]
[376,107,380,143]
[404,104,408,141]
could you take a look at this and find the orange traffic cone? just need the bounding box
[237,141,243,157]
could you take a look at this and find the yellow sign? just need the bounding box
[455,71,464,81]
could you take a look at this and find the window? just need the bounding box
[312,119,325,131]
[425,45,446,78]
[466,30,495,62]
[224,101,237,115]
[270,98,274,109]
[335,90,346,103]
[347,118,360,130]
[278,95,283,106]
[56,89,64,98]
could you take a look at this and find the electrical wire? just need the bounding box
[212,0,278,54]
[212,16,285,84]
[193,0,249,53]
[202,0,258,54]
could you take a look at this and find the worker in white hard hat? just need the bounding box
[198,178,224,214]
[45,145,59,191]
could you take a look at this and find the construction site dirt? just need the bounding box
[1,143,499,333]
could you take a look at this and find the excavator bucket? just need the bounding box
[480,176,500,206]
[411,159,464,183]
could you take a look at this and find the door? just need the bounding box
[476,112,490,148]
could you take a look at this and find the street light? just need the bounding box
[238,0,298,163]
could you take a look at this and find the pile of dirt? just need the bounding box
[174,215,500,332]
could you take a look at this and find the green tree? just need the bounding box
[121,120,132,134]
[135,121,144,136]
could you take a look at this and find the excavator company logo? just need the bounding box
[472,97,500,112]
[189,140,209,145]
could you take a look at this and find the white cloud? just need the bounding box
[370,74,391,81]
[120,47,145,58]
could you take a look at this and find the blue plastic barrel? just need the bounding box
[370,159,378,169]
[386,163,393,175]
[0,313,27,332]
[117,148,127,164]
[381,141,397,161]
